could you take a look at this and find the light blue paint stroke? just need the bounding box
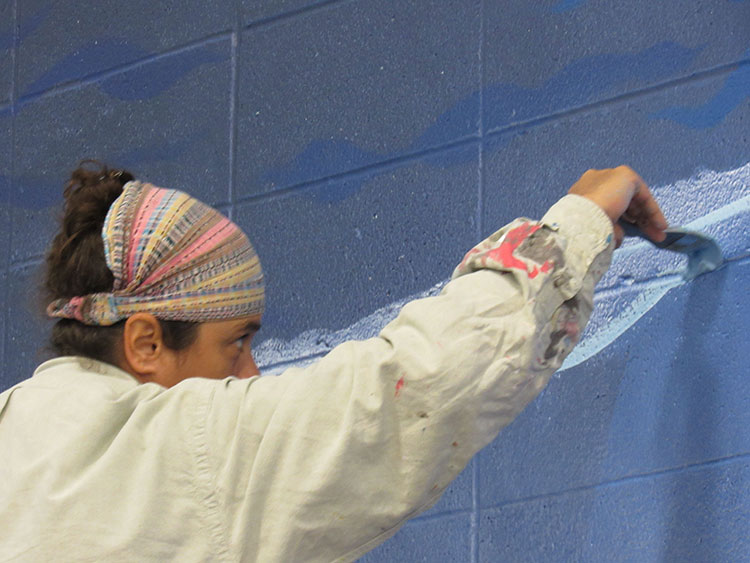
[559,192,750,373]
[22,38,227,101]
[560,276,682,372]
[261,42,701,201]
[255,164,749,374]
[650,57,750,129]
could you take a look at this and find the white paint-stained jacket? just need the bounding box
[0,195,614,562]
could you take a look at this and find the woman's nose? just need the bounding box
[233,350,260,379]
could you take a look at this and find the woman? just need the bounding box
[0,162,666,561]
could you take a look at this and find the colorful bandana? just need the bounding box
[47,180,264,326]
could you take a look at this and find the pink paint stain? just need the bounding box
[458,247,481,270]
[564,320,580,341]
[486,223,553,279]
[395,376,405,398]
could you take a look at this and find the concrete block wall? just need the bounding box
[1,1,748,560]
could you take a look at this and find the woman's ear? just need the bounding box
[121,313,174,383]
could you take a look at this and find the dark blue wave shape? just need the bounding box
[1,40,724,211]
[650,55,750,129]
[22,38,227,100]
[3,36,225,210]
[0,4,52,51]
[100,47,227,101]
[23,39,154,96]
[257,138,383,198]
[261,42,701,202]
[484,42,702,132]
[550,0,587,13]
[0,137,194,209]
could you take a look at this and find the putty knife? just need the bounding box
[618,219,723,280]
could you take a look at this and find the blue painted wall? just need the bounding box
[1,1,748,560]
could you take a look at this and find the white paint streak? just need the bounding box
[560,163,750,373]
[257,163,750,375]
[255,281,446,373]
[559,276,682,373]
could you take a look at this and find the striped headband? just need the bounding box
[47,180,264,326]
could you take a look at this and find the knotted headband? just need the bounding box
[47,180,264,326]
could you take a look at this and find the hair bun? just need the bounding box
[44,161,135,301]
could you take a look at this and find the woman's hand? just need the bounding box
[568,165,668,247]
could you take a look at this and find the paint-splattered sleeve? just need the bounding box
[205,194,614,562]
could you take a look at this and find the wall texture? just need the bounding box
[1,1,749,560]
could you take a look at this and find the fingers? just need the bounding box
[625,182,668,243]
[567,165,669,244]
[613,222,625,249]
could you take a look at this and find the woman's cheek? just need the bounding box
[232,349,258,379]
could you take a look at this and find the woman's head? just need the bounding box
[43,161,264,386]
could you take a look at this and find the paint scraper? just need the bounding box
[618,219,723,281]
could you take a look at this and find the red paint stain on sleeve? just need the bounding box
[458,247,481,270]
[395,376,405,398]
[486,223,553,278]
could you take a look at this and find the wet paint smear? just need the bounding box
[255,163,749,375]
[560,188,750,372]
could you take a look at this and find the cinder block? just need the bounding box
[16,0,233,98]
[476,332,634,509]
[589,259,750,482]
[478,258,750,507]
[236,0,480,196]
[0,1,12,105]
[0,109,11,270]
[11,39,232,263]
[421,458,474,518]
[234,143,479,345]
[478,456,750,561]
[241,0,332,26]
[4,262,51,389]
[0,268,6,389]
[0,205,8,275]
[483,0,750,133]
[482,66,750,237]
[359,511,472,562]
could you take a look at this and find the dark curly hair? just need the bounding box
[43,160,198,365]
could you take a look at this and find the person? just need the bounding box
[0,162,667,561]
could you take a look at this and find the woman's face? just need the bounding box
[122,313,263,387]
[175,315,263,382]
